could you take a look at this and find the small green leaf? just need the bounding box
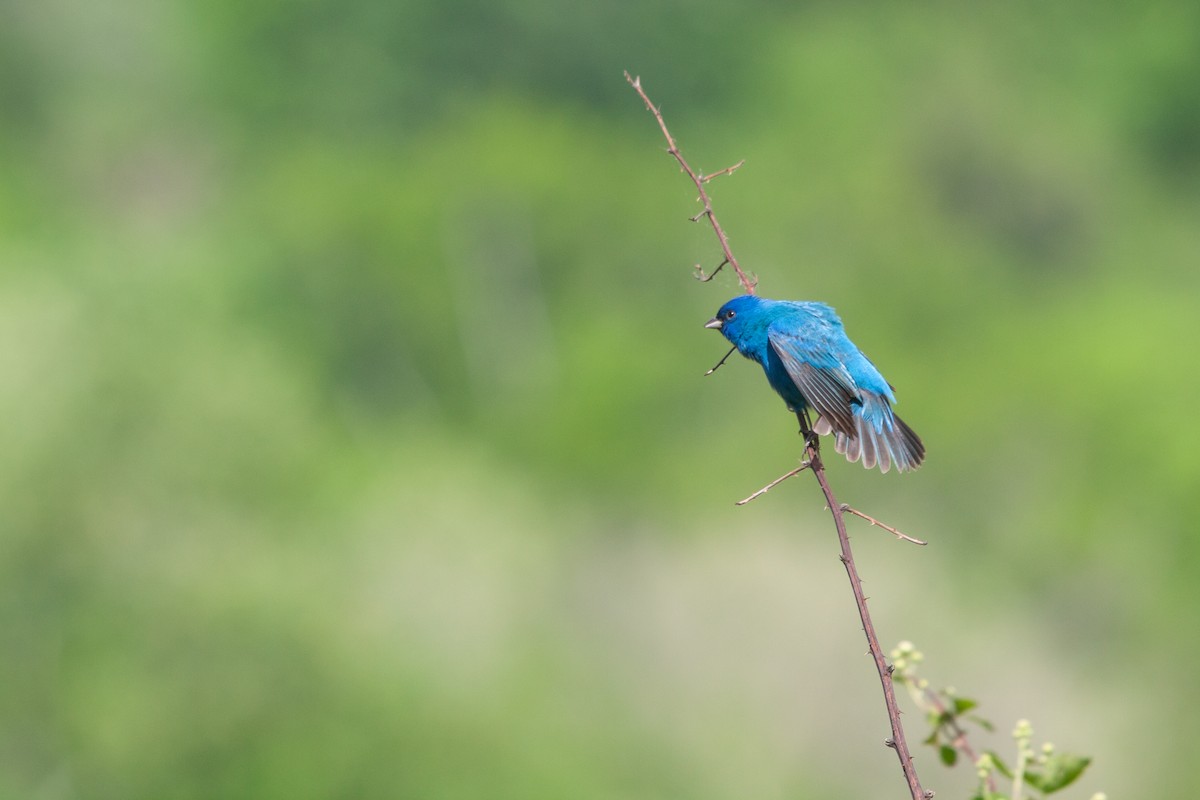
[953,697,979,714]
[923,729,940,746]
[1028,753,1091,793]
[986,750,1013,779]
[970,715,995,732]
[939,744,958,766]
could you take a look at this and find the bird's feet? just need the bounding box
[798,428,821,453]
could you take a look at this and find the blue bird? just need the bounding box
[705,295,924,473]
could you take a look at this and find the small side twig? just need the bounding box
[704,345,738,376]
[735,462,811,505]
[841,504,927,546]
[695,256,729,283]
[700,160,746,183]
[624,71,757,295]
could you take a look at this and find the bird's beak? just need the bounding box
[704,317,723,330]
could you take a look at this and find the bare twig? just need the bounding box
[627,72,930,800]
[695,256,729,283]
[704,345,738,376]
[624,71,757,295]
[841,504,928,546]
[701,160,746,183]
[735,462,811,505]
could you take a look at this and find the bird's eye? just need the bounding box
[724,309,736,320]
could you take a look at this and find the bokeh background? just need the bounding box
[3,0,1198,797]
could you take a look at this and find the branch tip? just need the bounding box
[841,504,927,546]
[624,73,756,295]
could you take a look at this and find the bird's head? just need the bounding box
[704,294,764,345]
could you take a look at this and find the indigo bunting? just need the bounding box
[706,295,924,473]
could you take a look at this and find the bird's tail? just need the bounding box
[813,395,925,473]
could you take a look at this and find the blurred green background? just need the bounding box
[3,0,1198,797]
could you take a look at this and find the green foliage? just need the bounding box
[892,643,1098,800]
[987,749,1093,796]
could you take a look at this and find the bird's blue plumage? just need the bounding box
[706,295,924,473]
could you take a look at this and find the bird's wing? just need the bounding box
[767,326,859,434]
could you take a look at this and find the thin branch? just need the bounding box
[624,71,757,295]
[735,462,811,505]
[628,72,930,800]
[700,160,746,183]
[695,256,729,283]
[704,345,738,376]
[841,504,928,546]
[795,412,930,800]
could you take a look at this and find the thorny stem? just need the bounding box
[795,412,929,800]
[624,72,757,295]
